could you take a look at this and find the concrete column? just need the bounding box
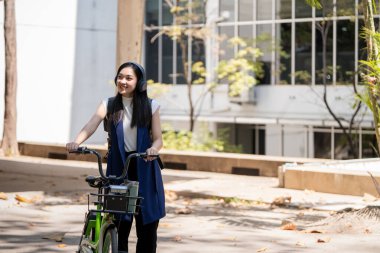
[116,0,145,66]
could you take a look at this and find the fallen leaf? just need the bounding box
[173,235,182,242]
[165,190,178,201]
[42,232,66,242]
[280,222,297,230]
[0,192,8,200]
[15,194,33,203]
[257,247,268,252]
[57,244,66,248]
[305,230,324,234]
[183,200,193,206]
[224,236,237,241]
[174,207,192,215]
[296,212,304,218]
[281,219,292,226]
[317,238,331,243]
[159,222,172,228]
[270,195,291,208]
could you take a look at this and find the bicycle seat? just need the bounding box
[85,175,105,188]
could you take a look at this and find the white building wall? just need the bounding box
[283,125,307,158]
[265,124,282,156]
[0,0,117,145]
[157,84,372,126]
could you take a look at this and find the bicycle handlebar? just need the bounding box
[69,147,159,181]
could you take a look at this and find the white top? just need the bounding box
[102,97,159,152]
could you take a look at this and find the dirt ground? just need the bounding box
[1,166,380,253]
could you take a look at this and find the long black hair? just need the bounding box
[109,62,152,128]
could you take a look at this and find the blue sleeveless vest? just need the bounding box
[106,119,166,225]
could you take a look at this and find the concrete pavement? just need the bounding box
[0,156,379,252]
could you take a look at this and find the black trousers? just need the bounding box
[117,151,159,253]
[117,214,159,253]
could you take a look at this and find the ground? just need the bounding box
[0,163,379,253]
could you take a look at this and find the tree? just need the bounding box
[360,0,380,155]
[1,0,19,156]
[149,0,263,132]
[305,0,365,158]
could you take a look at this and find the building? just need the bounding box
[144,0,377,159]
[0,0,376,159]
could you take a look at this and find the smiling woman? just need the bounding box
[66,62,165,253]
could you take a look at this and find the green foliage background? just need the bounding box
[162,124,242,153]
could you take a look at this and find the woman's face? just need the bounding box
[116,67,138,97]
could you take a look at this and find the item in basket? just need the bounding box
[109,185,129,194]
[126,181,139,213]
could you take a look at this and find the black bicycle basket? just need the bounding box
[89,181,142,214]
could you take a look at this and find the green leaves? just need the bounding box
[305,0,322,9]
[216,37,263,97]
[162,124,242,152]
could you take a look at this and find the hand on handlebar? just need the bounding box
[66,142,79,152]
[145,147,158,161]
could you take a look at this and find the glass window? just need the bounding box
[295,0,312,18]
[315,20,333,85]
[176,38,188,84]
[358,19,366,84]
[335,132,358,159]
[162,0,173,25]
[162,35,173,84]
[220,0,235,22]
[191,38,205,82]
[314,131,331,158]
[257,0,272,20]
[276,23,291,84]
[145,0,159,26]
[238,25,253,46]
[362,132,378,158]
[219,25,235,61]
[239,0,253,21]
[295,22,312,84]
[337,0,355,16]
[257,24,272,85]
[191,0,206,24]
[145,31,159,82]
[316,1,334,17]
[253,127,266,155]
[276,0,291,19]
[336,20,355,85]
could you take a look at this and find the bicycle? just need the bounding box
[70,147,154,253]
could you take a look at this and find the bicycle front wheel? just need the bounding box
[102,227,118,253]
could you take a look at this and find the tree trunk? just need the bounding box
[317,5,358,158]
[1,0,19,156]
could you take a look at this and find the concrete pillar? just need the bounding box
[116,0,145,66]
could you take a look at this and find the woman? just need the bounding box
[66,62,165,253]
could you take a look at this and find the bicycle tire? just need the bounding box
[102,227,118,253]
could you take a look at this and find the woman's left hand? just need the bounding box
[145,147,158,161]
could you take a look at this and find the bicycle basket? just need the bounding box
[102,181,140,213]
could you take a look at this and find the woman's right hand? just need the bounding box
[66,142,79,152]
